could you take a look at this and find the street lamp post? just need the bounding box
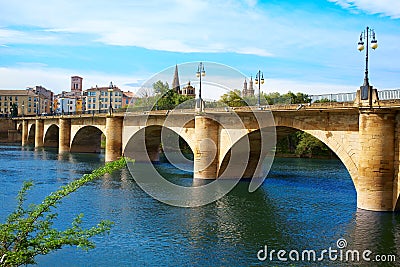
[357,26,378,102]
[255,70,265,108]
[10,103,14,118]
[98,94,102,114]
[50,99,53,115]
[196,62,206,112]
[108,82,114,116]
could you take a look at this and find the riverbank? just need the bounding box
[275,152,338,159]
[0,119,20,143]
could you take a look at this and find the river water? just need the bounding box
[0,144,399,266]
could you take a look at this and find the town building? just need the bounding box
[54,76,132,114]
[71,76,83,97]
[0,86,53,117]
[181,81,196,97]
[122,91,137,107]
[83,84,123,113]
[54,76,84,114]
[57,96,77,114]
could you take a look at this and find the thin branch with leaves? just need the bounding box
[0,157,129,267]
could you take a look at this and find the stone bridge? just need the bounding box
[14,100,400,212]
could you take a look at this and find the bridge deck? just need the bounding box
[12,99,400,121]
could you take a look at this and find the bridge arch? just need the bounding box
[219,122,358,187]
[70,126,104,153]
[43,124,59,148]
[274,119,359,186]
[124,125,194,163]
[218,127,275,179]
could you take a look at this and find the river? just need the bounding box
[0,144,399,266]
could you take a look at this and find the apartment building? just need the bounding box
[83,84,123,113]
[0,86,53,116]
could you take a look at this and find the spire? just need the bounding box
[172,64,180,93]
[249,75,254,96]
[243,78,247,90]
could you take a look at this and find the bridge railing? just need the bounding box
[377,89,400,100]
[310,88,400,103]
[310,93,356,103]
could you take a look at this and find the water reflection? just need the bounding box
[343,209,400,266]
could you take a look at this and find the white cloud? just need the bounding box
[1,0,399,93]
[0,66,143,94]
[0,28,50,44]
[0,0,346,57]
[328,0,400,18]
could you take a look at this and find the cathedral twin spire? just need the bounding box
[242,76,254,97]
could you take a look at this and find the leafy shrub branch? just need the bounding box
[0,157,128,267]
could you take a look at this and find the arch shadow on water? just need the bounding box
[70,126,104,154]
[124,124,194,187]
[44,124,59,148]
[27,123,35,145]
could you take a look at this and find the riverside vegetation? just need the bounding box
[0,158,128,267]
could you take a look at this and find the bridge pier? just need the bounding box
[194,115,219,179]
[105,117,123,162]
[59,118,71,153]
[35,119,44,148]
[357,110,395,211]
[21,120,28,146]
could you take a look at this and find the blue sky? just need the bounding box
[0,0,399,97]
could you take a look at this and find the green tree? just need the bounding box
[295,132,328,157]
[153,80,169,95]
[314,98,337,103]
[293,92,311,104]
[219,89,246,107]
[156,89,177,110]
[242,95,258,106]
[0,158,127,267]
[262,92,289,105]
[280,91,311,104]
[153,80,195,110]
[276,131,300,154]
